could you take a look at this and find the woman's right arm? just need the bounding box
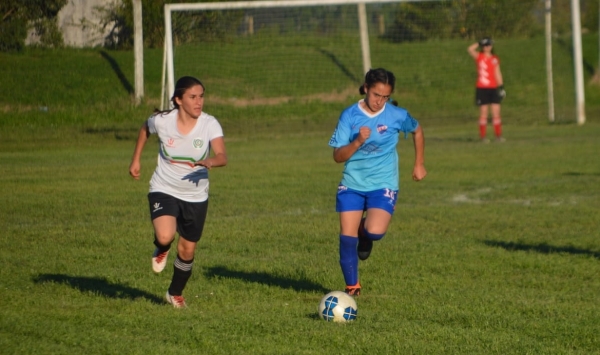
[467,43,479,60]
[333,126,370,163]
[129,121,150,180]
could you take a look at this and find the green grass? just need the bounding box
[3,34,598,131]
[0,35,600,354]
[1,123,599,354]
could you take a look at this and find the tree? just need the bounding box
[0,0,66,51]
[384,0,540,43]
[97,0,244,50]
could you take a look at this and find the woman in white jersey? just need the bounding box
[129,76,227,308]
[328,68,426,296]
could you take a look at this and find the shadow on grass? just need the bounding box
[307,313,322,321]
[426,136,483,143]
[204,266,329,293]
[555,37,596,76]
[32,274,164,304]
[563,171,600,177]
[99,50,134,94]
[316,48,360,84]
[82,127,138,140]
[483,240,600,259]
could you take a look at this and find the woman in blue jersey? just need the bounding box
[129,76,228,308]
[328,68,426,296]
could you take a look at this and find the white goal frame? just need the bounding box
[160,0,585,124]
[161,0,442,109]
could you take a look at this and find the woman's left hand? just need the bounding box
[412,164,427,181]
[195,159,213,169]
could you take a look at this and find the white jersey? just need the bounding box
[147,109,224,202]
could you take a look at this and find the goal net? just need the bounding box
[161,0,580,129]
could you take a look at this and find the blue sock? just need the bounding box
[339,234,358,286]
[363,228,385,241]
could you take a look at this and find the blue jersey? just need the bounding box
[328,100,419,191]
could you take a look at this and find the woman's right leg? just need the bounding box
[153,215,177,246]
[151,215,177,273]
[339,211,363,295]
[479,104,490,141]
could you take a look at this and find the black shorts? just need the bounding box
[475,88,502,106]
[148,192,209,242]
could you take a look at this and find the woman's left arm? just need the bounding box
[496,64,503,86]
[411,126,427,181]
[196,136,228,169]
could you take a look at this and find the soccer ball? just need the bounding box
[318,291,358,322]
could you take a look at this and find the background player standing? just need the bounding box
[129,76,228,308]
[328,68,426,296]
[468,37,506,143]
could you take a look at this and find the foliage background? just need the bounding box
[70,0,600,49]
[0,0,66,51]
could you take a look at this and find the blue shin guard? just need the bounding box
[339,235,359,286]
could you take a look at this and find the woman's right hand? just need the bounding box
[129,161,141,180]
[357,126,371,145]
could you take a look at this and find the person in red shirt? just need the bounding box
[468,37,505,143]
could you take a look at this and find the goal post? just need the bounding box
[161,0,441,109]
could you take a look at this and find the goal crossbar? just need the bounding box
[166,0,437,12]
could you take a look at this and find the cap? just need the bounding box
[479,37,493,47]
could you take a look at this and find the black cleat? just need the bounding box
[357,235,373,261]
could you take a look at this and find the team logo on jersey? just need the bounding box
[377,124,388,134]
[193,139,204,149]
[360,143,380,155]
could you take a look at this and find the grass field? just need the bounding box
[0,34,599,354]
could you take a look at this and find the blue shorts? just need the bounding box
[336,185,398,215]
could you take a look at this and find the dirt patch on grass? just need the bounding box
[208,86,358,107]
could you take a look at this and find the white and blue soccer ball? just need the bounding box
[318,291,357,322]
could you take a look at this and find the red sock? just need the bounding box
[493,117,502,137]
[479,117,488,139]
[479,124,487,139]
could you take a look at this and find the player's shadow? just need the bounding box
[204,266,329,293]
[99,50,134,94]
[32,273,164,304]
[483,240,600,259]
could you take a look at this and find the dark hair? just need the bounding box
[171,76,205,109]
[358,68,396,95]
[478,37,495,54]
[478,37,493,47]
[154,76,205,115]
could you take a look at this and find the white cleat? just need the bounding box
[165,292,187,309]
[152,249,169,273]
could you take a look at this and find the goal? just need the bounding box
[160,0,440,109]
[160,0,582,124]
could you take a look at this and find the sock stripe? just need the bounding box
[174,257,194,272]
